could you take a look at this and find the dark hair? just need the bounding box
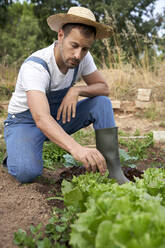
[62,23,96,38]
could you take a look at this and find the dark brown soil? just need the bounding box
[0,168,51,248]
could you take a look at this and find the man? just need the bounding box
[3,6,129,184]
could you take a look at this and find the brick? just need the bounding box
[111,100,121,109]
[135,100,152,109]
[137,88,152,102]
[153,131,165,143]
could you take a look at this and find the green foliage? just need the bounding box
[0,2,47,65]
[119,132,154,160]
[14,206,77,247]
[1,0,165,67]
[61,172,112,212]
[0,0,12,28]
[61,168,165,248]
[30,0,73,44]
[43,142,67,169]
[136,168,165,205]
[119,148,138,168]
[72,128,95,146]
[63,153,82,167]
[14,168,165,248]
[63,149,138,169]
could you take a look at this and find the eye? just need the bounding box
[71,43,78,48]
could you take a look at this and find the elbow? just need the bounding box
[35,118,43,129]
[34,114,47,130]
[35,119,42,129]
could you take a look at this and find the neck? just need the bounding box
[54,44,68,74]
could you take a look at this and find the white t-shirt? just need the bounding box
[8,42,97,114]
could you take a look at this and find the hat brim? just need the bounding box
[47,13,113,39]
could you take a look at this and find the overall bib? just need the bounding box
[4,56,115,183]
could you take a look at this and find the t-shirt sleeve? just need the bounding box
[20,61,50,93]
[81,52,97,76]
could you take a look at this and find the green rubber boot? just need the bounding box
[95,127,129,184]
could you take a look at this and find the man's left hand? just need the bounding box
[56,87,79,123]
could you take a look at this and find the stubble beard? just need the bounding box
[60,46,80,69]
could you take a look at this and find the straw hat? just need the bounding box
[47,6,113,39]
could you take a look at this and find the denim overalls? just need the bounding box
[4,56,115,183]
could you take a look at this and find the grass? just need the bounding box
[0,62,17,86]
[71,127,95,146]
[0,48,165,121]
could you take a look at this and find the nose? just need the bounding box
[74,48,81,60]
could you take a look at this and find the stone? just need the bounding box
[153,131,165,143]
[137,88,152,102]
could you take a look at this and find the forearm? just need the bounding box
[36,114,81,154]
[74,83,109,97]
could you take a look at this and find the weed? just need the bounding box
[118,129,128,136]
[119,132,154,160]
[134,129,141,136]
[119,149,138,168]
[143,104,160,121]
[43,142,67,169]
[72,128,95,146]
[14,206,77,248]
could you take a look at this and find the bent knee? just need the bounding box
[92,96,112,108]
[11,166,42,183]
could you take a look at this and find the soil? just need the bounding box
[0,113,165,248]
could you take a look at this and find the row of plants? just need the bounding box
[42,130,155,169]
[12,129,165,247]
[0,125,164,247]
[14,168,165,247]
[0,129,157,169]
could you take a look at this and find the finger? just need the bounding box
[89,150,106,175]
[71,103,76,118]
[94,151,107,175]
[91,163,97,173]
[56,104,63,120]
[67,105,72,122]
[62,106,67,123]
[82,159,91,172]
[86,155,97,173]
[96,151,107,171]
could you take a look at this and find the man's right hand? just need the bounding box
[71,146,107,175]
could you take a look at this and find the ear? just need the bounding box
[58,29,64,41]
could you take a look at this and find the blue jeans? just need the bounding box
[4,96,115,183]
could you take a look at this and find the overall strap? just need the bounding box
[24,56,51,92]
[24,56,79,93]
[70,65,79,86]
